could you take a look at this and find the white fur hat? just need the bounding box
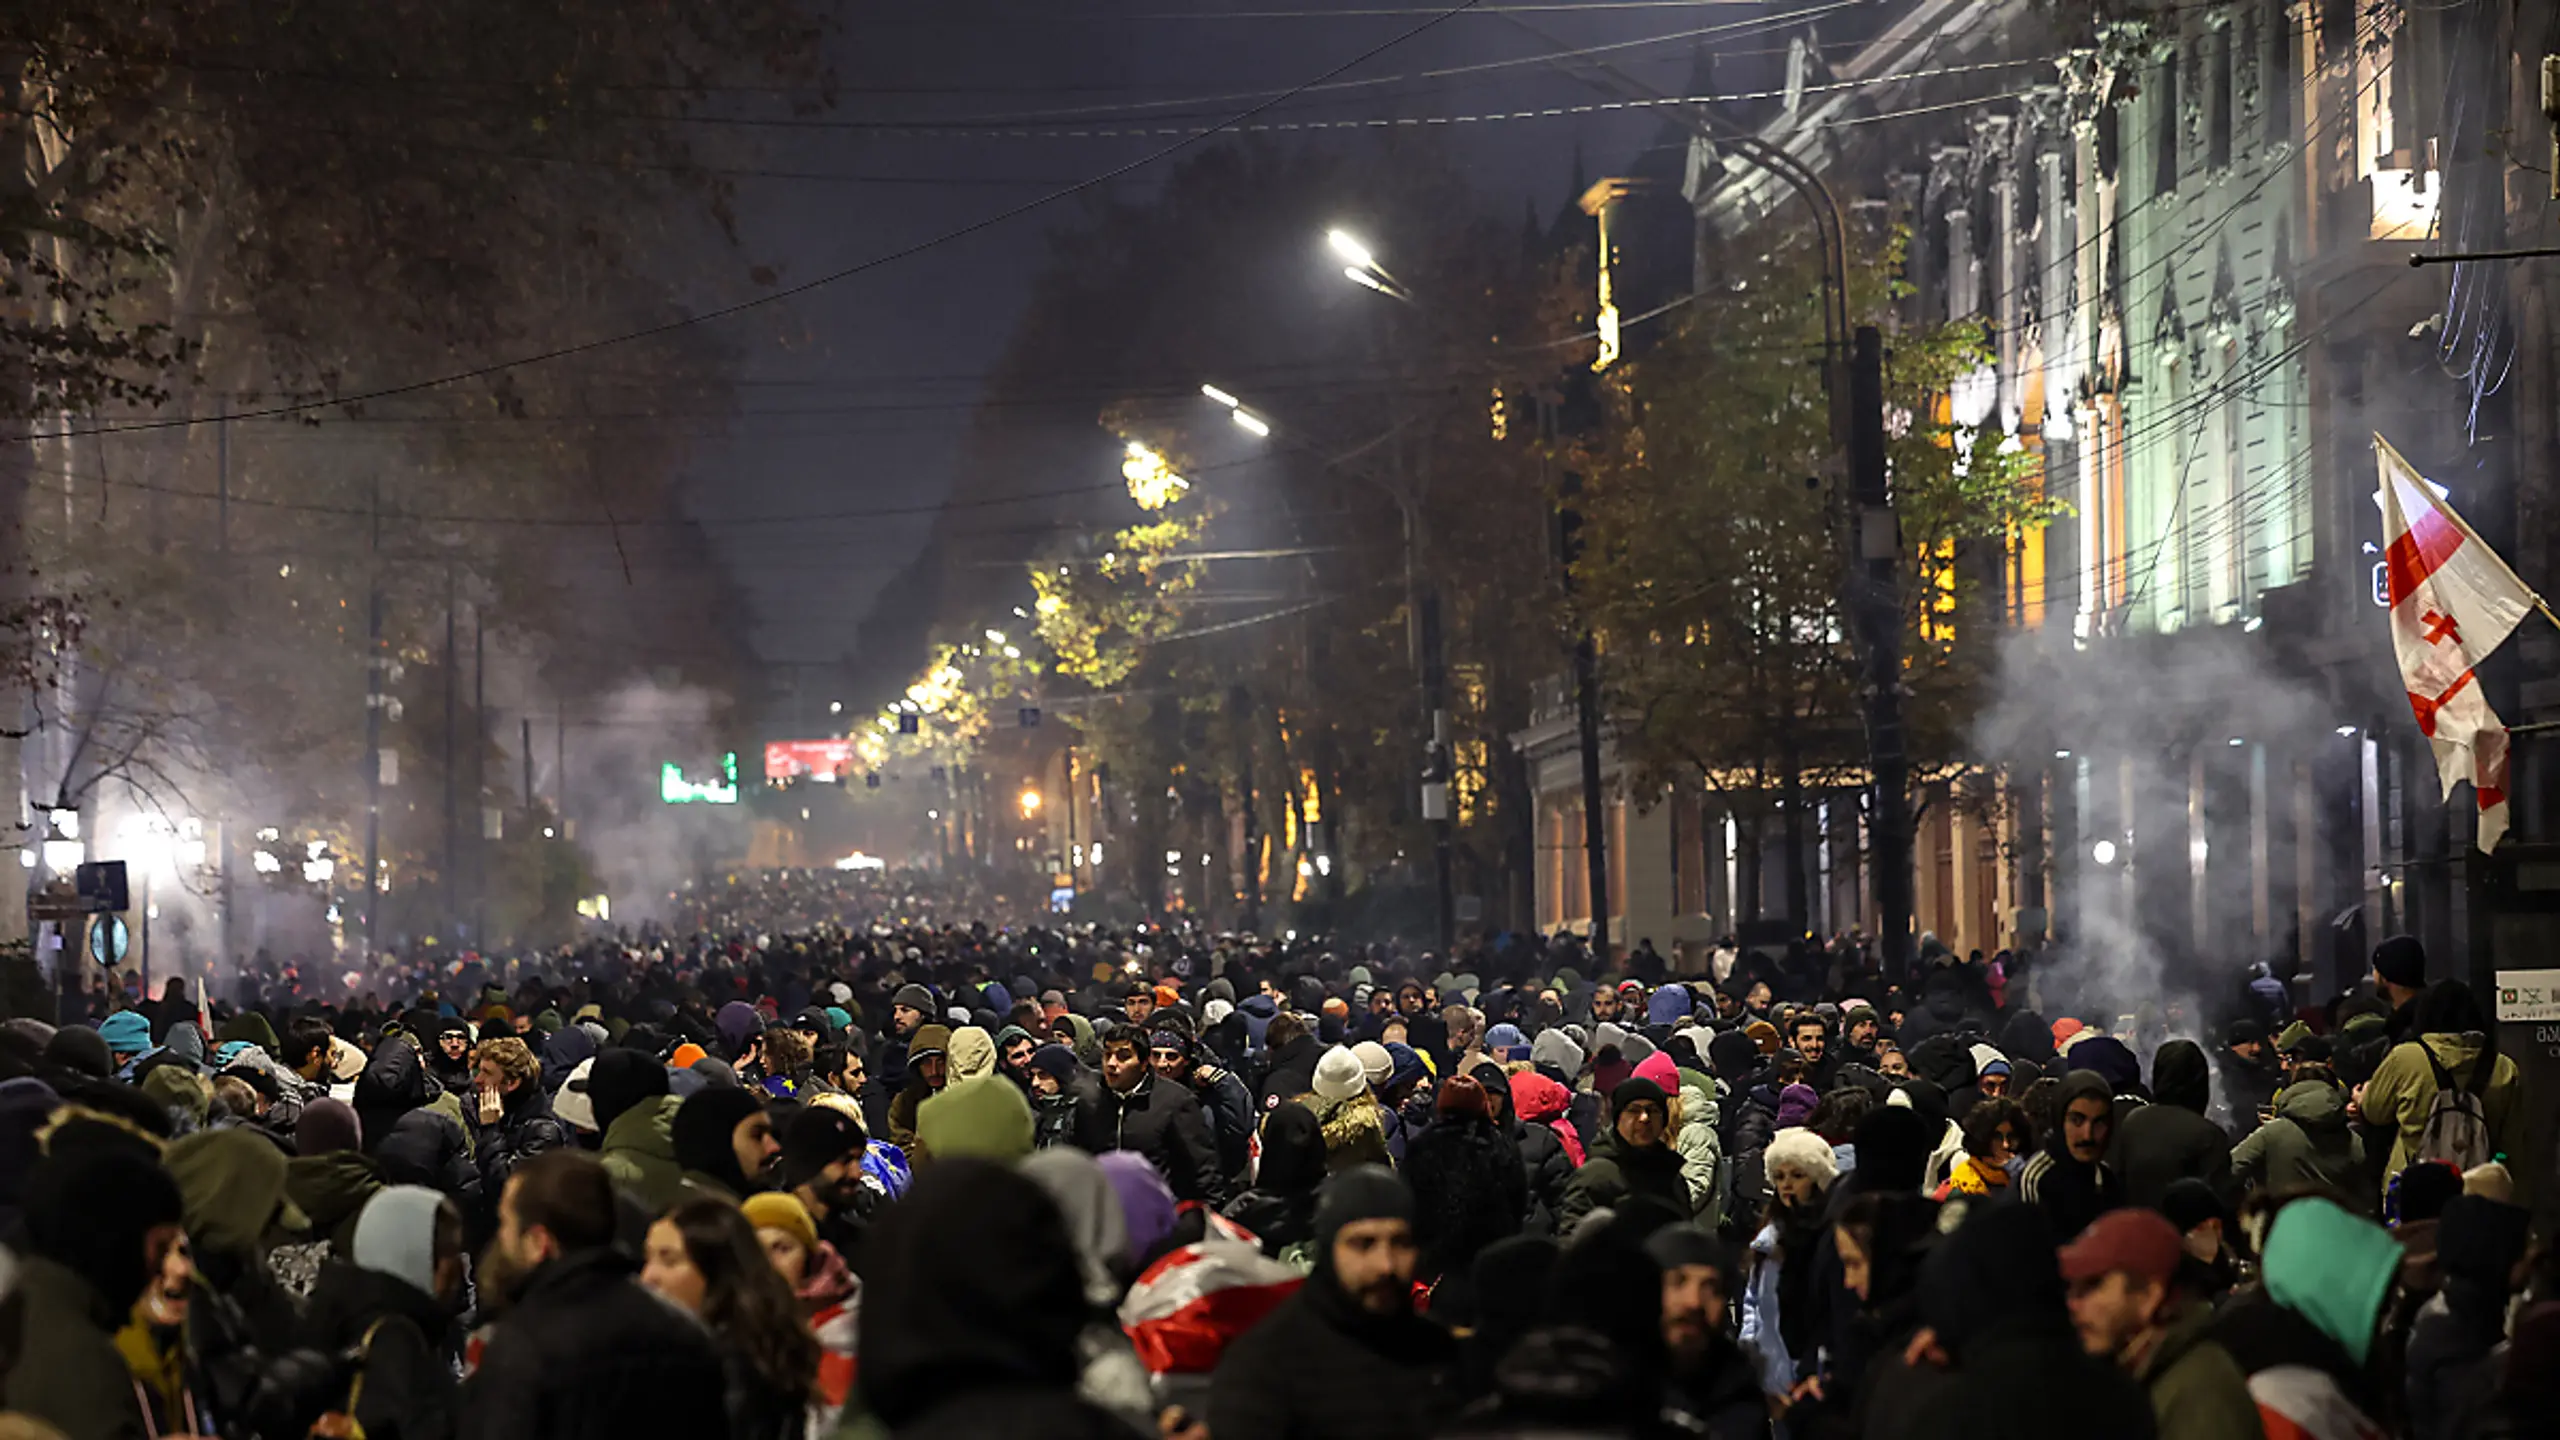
[1764,1125,1840,1188]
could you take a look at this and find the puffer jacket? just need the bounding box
[2230,1080,2366,1203]
[1724,1083,1780,1231]
[1637,1053,1723,1227]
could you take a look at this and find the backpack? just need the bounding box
[2414,1045,2493,1171]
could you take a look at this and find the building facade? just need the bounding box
[1520,0,2560,996]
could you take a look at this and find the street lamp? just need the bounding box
[1202,382,1452,953]
[1327,227,1413,302]
[1200,383,1272,438]
[1019,787,1043,818]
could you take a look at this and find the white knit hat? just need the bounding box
[1312,1045,1367,1103]
[1764,1125,1840,1188]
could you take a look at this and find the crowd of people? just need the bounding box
[0,904,2548,1440]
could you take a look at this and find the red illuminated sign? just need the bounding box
[764,739,854,781]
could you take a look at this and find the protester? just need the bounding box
[2020,1069,2123,1240]
[2058,1207,2262,1439]
[461,1151,731,1437]
[640,1197,820,1440]
[1208,1166,1456,1439]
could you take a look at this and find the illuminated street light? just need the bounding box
[1019,788,1043,818]
[1327,228,1375,271]
[829,700,843,715]
[1343,265,1390,294]
[1231,409,1270,438]
[1201,383,1240,409]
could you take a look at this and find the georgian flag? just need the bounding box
[2376,436,2543,852]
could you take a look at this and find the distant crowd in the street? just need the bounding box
[0,885,2545,1440]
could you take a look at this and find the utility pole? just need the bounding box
[1850,327,1914,983]
[1417,593,1453,954]
[442,562,457,945]
[363,478,384,961]
[521,717,534,813]
[216,398,233,972]
[473,608,486,946]
[1227,688,1261,935]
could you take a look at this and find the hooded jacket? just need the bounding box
[1222,1101,1326,1263]
[1401,1109,1529,1284]
[858,1158,1134,1439]
[598,1093,689,1215]
[1637,1052,1725,1227]
[1257,1031,1321,1111]
[2016,1070,2123,1241]
[303,1251,460,1440]
[2358,1031,2523,1185]
[2230,1080,2366,1202]
[2110,1039,2233,1209]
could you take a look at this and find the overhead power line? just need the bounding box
[11,0,1498,447]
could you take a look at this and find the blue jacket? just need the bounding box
[1739,1222,1794,1400]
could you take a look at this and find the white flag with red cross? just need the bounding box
[2375,435,2545,852]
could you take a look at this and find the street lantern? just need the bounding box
[1019,788,1043,818]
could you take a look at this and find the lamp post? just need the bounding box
[1204,381,1455,957]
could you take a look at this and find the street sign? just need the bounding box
[88,913,129,965]
[77,861,129,913]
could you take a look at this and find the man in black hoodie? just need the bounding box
[1209,1166,1456,1440]
[2017,1070,2123,1242]
[2110,1038,2234,1209]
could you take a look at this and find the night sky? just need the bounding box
[670,0,1800,717]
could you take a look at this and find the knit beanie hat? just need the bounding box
[779,1104,868,1188]
[1313,1164,1414,1257]
[1608,1076,1669,1116]
[2371,935,2426,990]
[1774,1082,1820,1130]
[1485,1023,1528,1060]
[742,1191,820,1255]
[99,1010,152,1056]
[296,1098,365,1157]
[671,1087,766,1192]
[1311,1044,1367,1103]
[891,983,936,1015]
[45,1026,112,1078]
[585,1048,671,1133]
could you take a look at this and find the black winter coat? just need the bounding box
[1074,1073,1232,1206]
[301,1261,459,1440]
[458,1249,730,1440]
[1402,1114,1529,1282]
[1558,1128,1689,1229]
[373,1109,480,1205]
[473,1082,569,1200]
[1507,1117,1574,1235]
[1207,1272,1457,1440]
[1257,1035,1320,1111]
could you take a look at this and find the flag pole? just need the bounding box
[2373,432,2560,635]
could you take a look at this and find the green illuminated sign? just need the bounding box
[661,752,739,805]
